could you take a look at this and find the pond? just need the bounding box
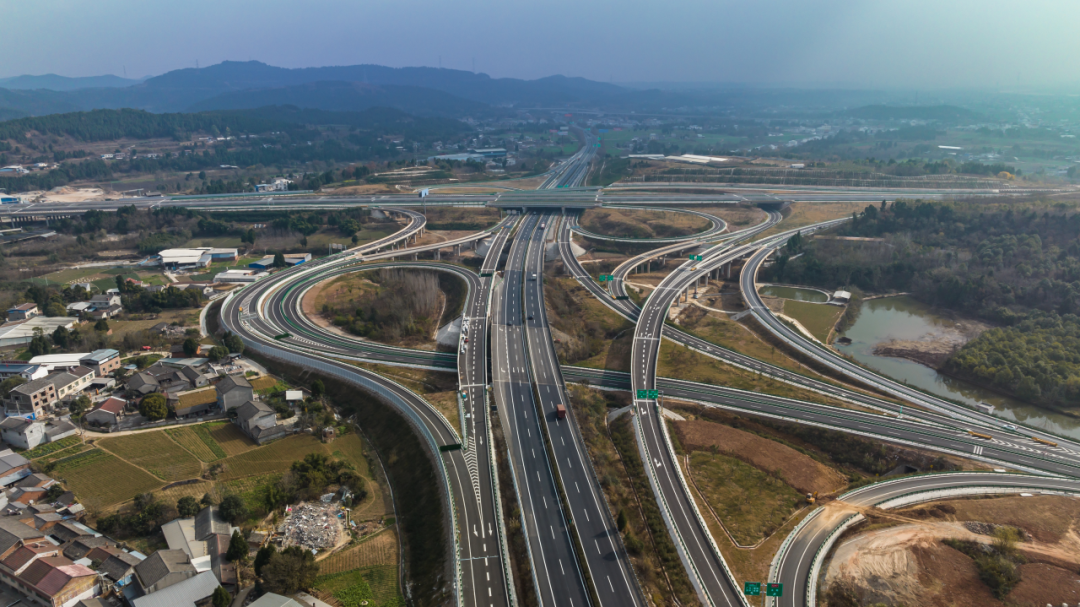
[835,295,1080,439]
[759,285,829,303]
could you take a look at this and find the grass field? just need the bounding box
[38,443,91,465]
[218,434,329,481]
[314,564,402,607]
[165,425,226,462]
[208,423,258,456]
[782,300,844,343]
[51,449,163,511]
[675,306,804,373]
[760,201,868,239]
[686,451,802,546]
[580,207,710,239]
[97,433,203,482]
[319,528,399,575]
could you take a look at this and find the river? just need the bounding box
[835,295,1080,439]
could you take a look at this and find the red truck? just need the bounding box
[555,404,567,420]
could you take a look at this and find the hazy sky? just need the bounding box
[4,0,1078,88]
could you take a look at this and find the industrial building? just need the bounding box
[248,253,310,270]
[155,248,238,270]
[0,318,77,348]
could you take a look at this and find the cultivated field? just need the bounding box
[209,423,258,456]
[319,528,399,575]
[51,449,163,511]
[165,425,226,462]
[97,434,203,482]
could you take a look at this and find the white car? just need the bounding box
[1003,424,1017,431]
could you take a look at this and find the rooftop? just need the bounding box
[80,349,119,363]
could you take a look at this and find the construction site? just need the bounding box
[277,501,348,553]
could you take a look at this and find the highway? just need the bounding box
[491,214,592,607]
[220,216,513,607]
[522,216,645,606]
[770,472,1080,607]
[738,233,1080,457]
[569,205,729,243]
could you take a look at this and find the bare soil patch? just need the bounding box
[674,419,846,495]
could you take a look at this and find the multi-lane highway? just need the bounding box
[522,216,644,607]
[491,214,591,607]
[194,133,1080,607]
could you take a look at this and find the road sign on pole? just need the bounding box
[598,274,610,282]
[689,254,703,261]
[743,582,761,596]
[766,583,784,597]
[636,389,647,399]
[647,389,659,399]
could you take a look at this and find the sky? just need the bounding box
[4,0,1078,89]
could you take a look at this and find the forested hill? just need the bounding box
[0,109,286,142]
[0,106,468,144]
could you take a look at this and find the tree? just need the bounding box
[52,325,70,348]
[208,346,228,361]
[182,337,199,357]
[94,318,109,332]
[69,394,91,418]
[226,529,248,562]
[139,393,168,421]
[310,379,324,398]
[200,493,215,506]
[44,301,67,317]
[0,376,27,398]
[253,544,276,576]
[273,252,286,268]
[177,496,200,517]
[212,586,231,607]
[218,494,248,524]
[260,546,319,595]
[223,332,245,354]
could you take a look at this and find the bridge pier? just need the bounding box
[726,262,731,278]
[454,244,461,256]
[412,253,418,261]
[434,249,441,261]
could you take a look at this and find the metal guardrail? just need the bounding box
[631,413,714,606]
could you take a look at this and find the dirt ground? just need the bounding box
[824,495,1080,607]
[673,419,847,495]
[21,187,107,202]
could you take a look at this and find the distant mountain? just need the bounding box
[0,73,143,91]
[188,81,488,117]
[845,104,983,122]
[0,60,628,119]
[141,61,625,107]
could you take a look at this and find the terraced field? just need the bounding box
[219,434,328,480]
[166,424,227,462]
[209,423,259,456]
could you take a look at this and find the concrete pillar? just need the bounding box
[726,262,731,278]
[412,253,418,261]
[455,244,461,256]
[435,249,441,260]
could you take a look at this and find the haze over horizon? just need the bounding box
[5,0,1078,90]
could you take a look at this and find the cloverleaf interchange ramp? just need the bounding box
[208,145,1080,607]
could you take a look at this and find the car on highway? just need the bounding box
[1003,424,1017,431]
[529,273,537,280]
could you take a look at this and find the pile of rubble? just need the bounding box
[277,502,345,551]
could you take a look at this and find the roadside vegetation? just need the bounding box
[579,207,710,239]
[543,271,634,372]
[764,198,1080,412]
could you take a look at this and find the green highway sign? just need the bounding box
[689,254,703,261]
[648,389,659,399]
[616,295,630,300]
[636,389,660,399]
[598,274,611,282]
[480,272,493,277]
[766,583,784,597]
[743,582,761,596]
[636,390,647,399]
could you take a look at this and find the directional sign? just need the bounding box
[743,582,761,596]
[636,389,647,399]
[648,390,659,399]
[689,254,703,261]
[480,272,493,277]
[766,583,784,597]
[598,274,611,282]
